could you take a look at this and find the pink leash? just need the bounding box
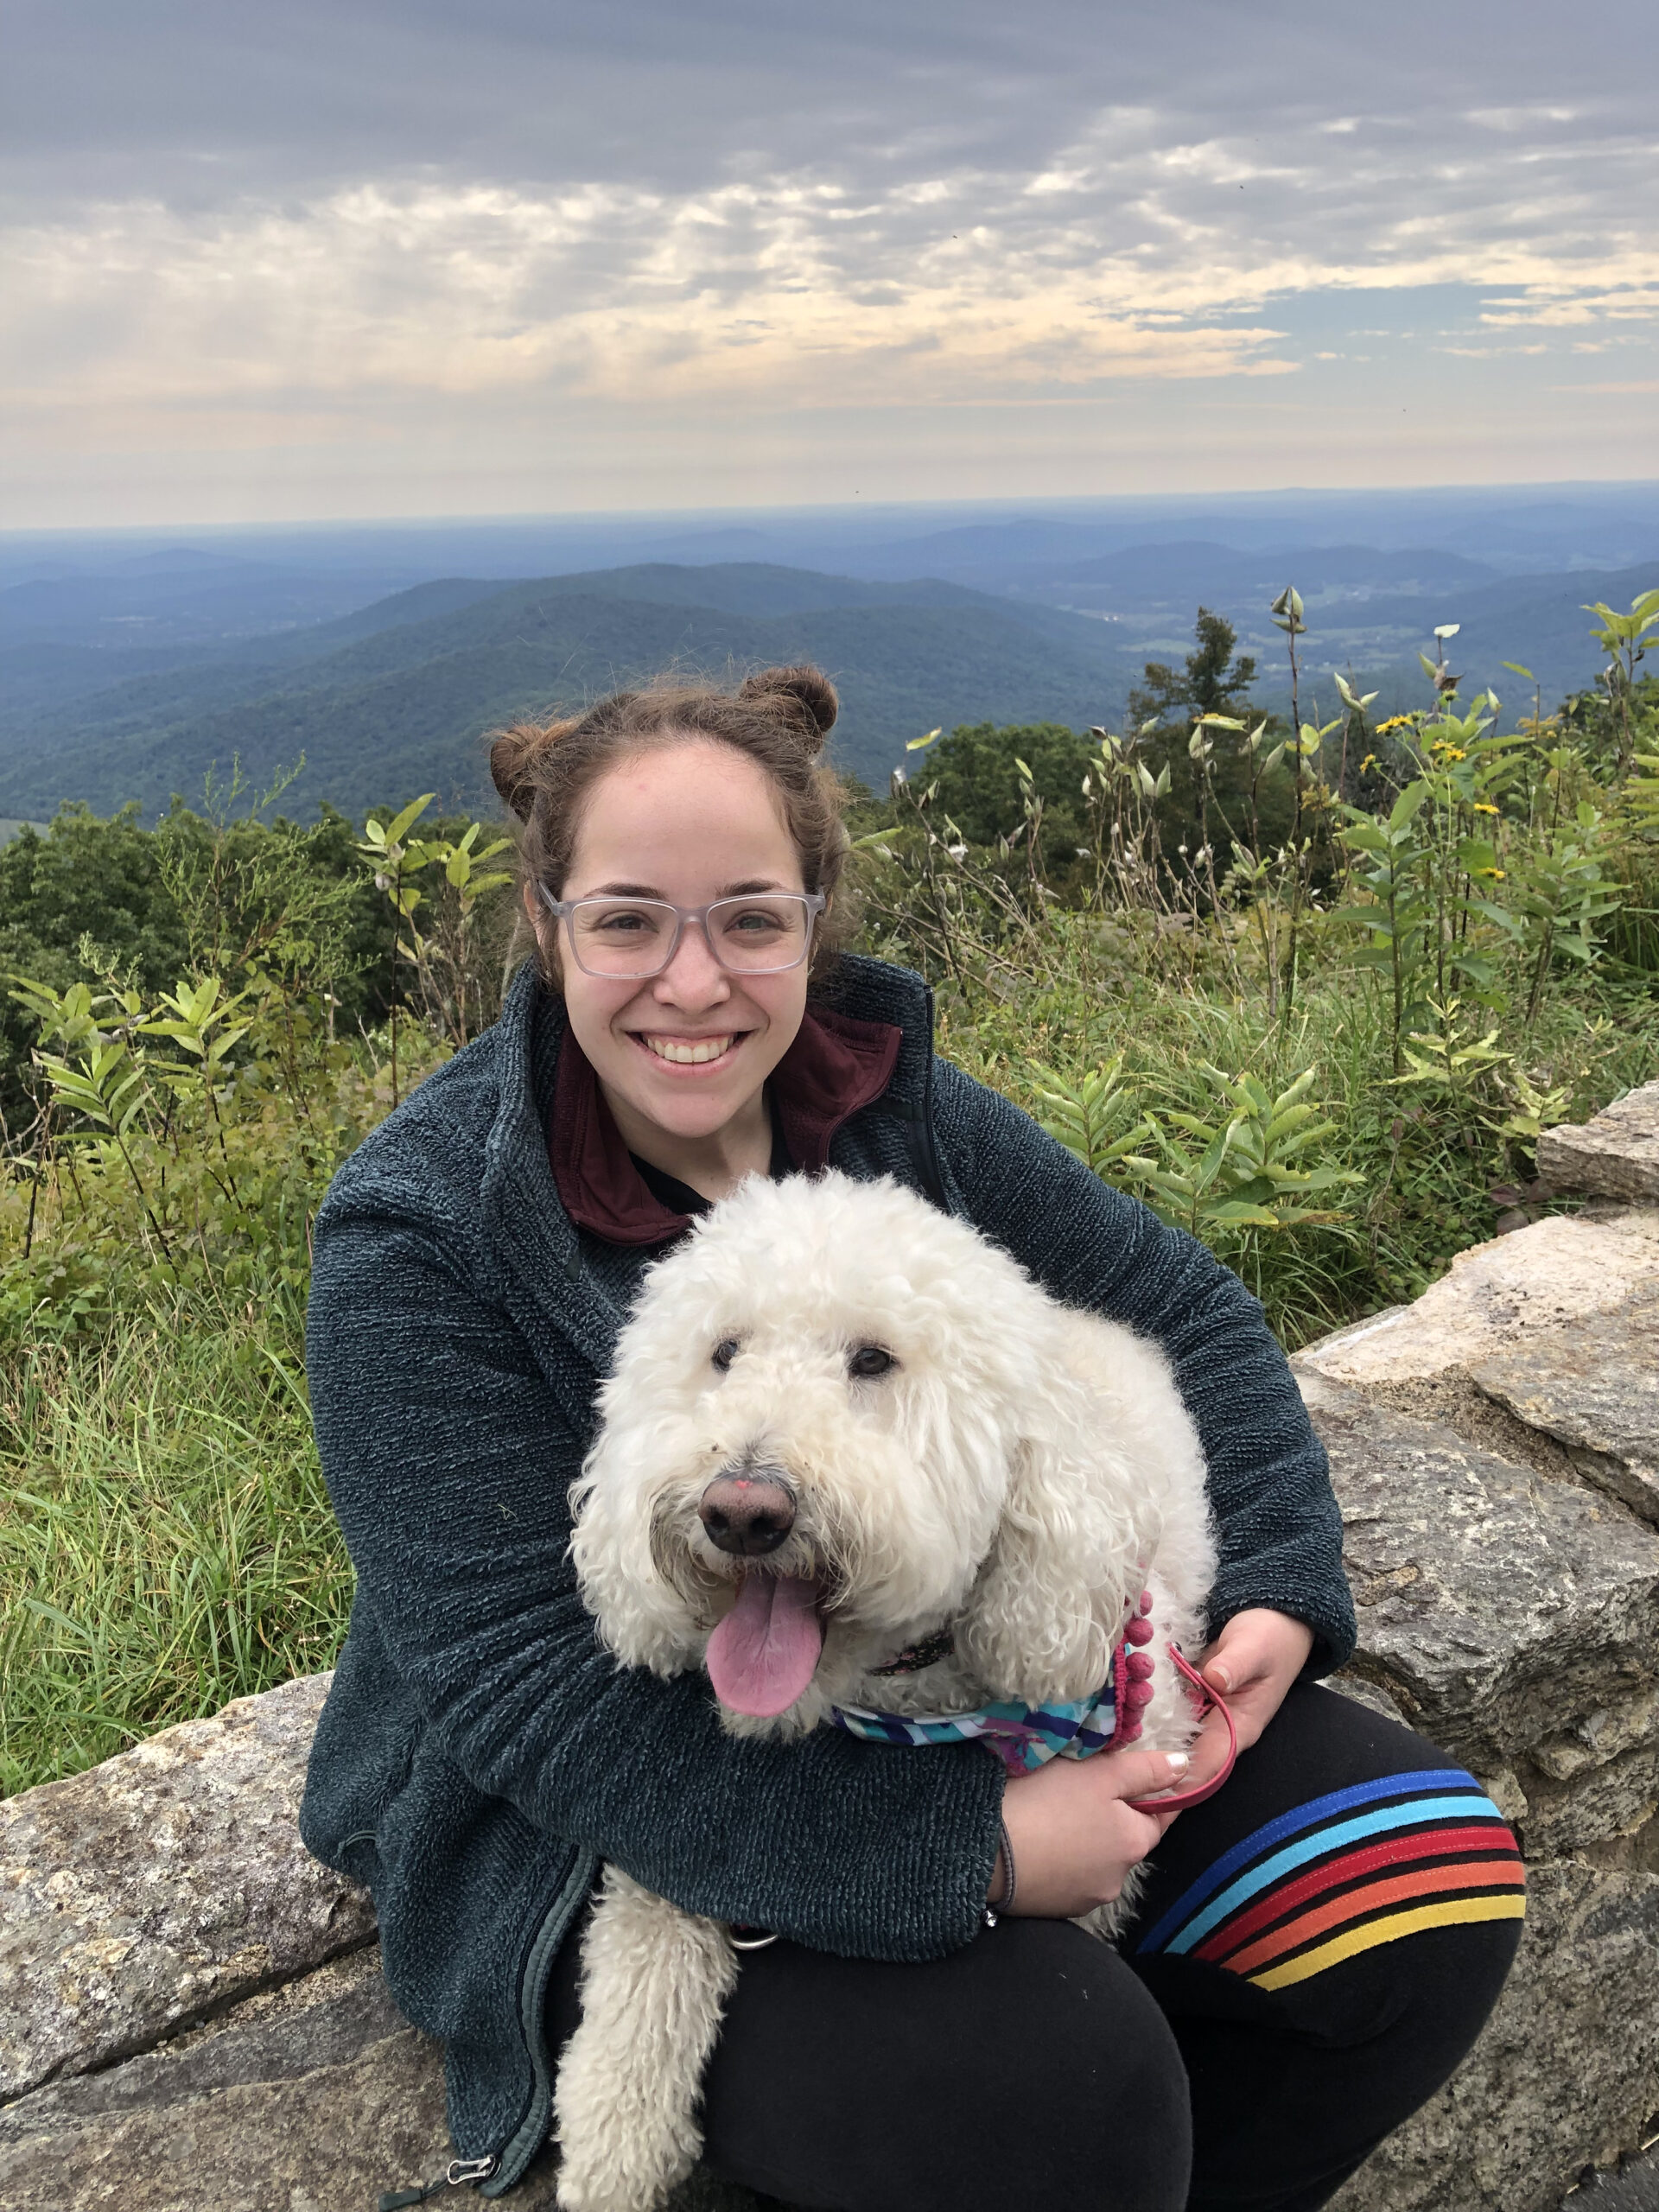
[1125,1648,1238,1815]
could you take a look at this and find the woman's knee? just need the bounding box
[702,1920,1192,2212]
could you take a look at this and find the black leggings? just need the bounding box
[547,1685,1523,2212]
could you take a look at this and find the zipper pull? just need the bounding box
[378,2155,498,2209]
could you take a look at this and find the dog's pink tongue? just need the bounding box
[706,1574,823,1718]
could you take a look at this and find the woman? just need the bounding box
[302,667,1522,2212]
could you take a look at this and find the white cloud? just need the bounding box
[7,96,1656,435]
[3,2,1655,512]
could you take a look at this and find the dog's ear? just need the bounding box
[954,1411,1137,1707]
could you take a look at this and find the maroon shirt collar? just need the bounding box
[547,1008,902,1246]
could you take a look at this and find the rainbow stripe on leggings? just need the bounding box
[1135,1767,1525,1990]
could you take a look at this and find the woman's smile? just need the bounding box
[632,1030,749,1069]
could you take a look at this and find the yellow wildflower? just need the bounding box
[1473,803,1498,815]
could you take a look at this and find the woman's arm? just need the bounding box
[931,1061,1356,1673]
[306,1182,1005,1961]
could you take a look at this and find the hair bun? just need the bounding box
[489,715,581,820]
[739,664,838,750]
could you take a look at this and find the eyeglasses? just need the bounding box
[538,889,826,979]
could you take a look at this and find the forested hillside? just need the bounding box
[0,565,1135,820]
[6,550,1653,825]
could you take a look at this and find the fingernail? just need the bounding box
[1166,1752,1189,1772]
[1208,1665,1232,1693]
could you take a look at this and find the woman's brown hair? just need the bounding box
[488,666,855,986]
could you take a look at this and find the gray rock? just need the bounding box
[1332,1862,1659,2212]
[0,1673,374,2103]
[1305,1375,1659,1840]
[1568,2145,1659,2212]
[1294,1208,1659,1388]
[6,1860,1651,2212]
[0,1946,461,2212]
[0,1942,760,2212]
[1539,1081,1659,1205]
[1471,1287,1659,1525]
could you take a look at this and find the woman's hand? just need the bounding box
[990,1612,1314,1916]
[993,1745,1192,1918]
[1195,1607,1314,1760]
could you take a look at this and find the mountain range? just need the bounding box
[0,566,1143,820]
[2,490,1655,823]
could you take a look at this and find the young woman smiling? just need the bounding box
[302,667,1522,2212]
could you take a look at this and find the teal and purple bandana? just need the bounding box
[830,1675,1122,1776]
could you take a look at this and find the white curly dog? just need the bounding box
[559,1171,1217,2212]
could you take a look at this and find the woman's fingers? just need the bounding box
[1101,1745,1192,1803]
[1198,1606,1313,1697]
[1196,1608,1315,1757]
[998,1749,1189,1916]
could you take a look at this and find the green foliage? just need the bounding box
[1032,1057,1365,1305]
[359,794,513,1093]
[1128,606,1260,729]
[1028,1055,1153,1176]
[0,779,516,1796]
[900,721,1098,854]
[1582,586,1659,774]
[0,781,519,1128]
[1125,1067,1364,1236]
[1128,610,1294,880]
[0,1294,349,1796]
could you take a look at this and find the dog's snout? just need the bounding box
[699,1474,797,1557]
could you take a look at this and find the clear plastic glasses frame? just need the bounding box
[537,887,826,979]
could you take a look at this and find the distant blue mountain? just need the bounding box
[1,497,1653,821]
[0,564,1144,819]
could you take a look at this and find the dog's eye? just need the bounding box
[847,1344,897,1380]
[711,1338,741,1373]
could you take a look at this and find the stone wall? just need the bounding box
[3,1078,1656,2212]
[1308,1080,1659,2212]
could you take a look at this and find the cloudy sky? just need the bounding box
[4,0,1656,526]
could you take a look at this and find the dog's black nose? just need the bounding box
[700,1475,796,1556]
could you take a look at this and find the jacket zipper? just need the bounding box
[478,1844,600,2198]
[378,2155,499,2209]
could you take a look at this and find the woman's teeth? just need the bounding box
[644,1034,734,1065]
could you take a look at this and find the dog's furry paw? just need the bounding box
[555,1868,740,2212]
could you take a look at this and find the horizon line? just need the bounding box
[4,475,1658,546]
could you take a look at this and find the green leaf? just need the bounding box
[384,793,437,844]
[1389,780,1431,831]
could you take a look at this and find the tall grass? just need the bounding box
[0,1284,351,1796]
[930,917,1654,1346]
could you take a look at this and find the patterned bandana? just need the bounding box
[830,1641,1129,1776]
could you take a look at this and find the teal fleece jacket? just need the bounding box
[300,955,1355,2194]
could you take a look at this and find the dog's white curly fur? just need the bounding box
[558,1173,1216,2212]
